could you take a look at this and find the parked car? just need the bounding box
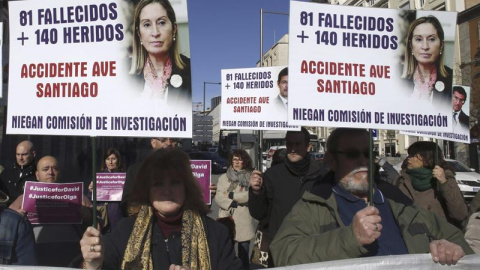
[265,146,286,169]
[310,152,325,164]
[446,159,480,203]
[188,151,228,174]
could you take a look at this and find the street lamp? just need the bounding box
[203,81,221,114]
[258,9,288,170]
[260,9,288,68]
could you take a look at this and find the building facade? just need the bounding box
[210,96,221,111]
[458,2,480,170]
[192,113,213,144]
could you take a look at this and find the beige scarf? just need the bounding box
[121,205,211,270]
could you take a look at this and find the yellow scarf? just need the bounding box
[121,205,211,270]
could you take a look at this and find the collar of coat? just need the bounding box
[310,170,413,206]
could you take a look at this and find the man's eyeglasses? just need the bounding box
[333,149,369,159]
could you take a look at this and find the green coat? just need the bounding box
[270,188,473,267]
[394,169,468,225]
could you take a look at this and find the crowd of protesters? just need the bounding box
[1,127,480,269]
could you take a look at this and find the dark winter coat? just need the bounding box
[101,214,242,270]
[0,162,37,205]
[248,158,326,242]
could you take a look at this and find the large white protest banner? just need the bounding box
[270,254,480,270]
[288,2,456,132]
[221,66,298,131]
[401,85,471,143]
[7,0,192,137]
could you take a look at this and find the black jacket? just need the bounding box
[0,162,37,205]
[458,110,469,129]
[248,158,327,242]
[102,215,242,270]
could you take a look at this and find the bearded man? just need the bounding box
[270,128,473,267]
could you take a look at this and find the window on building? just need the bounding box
[400,2,410,10]
[415,0,425,9]
[385,143,396,157]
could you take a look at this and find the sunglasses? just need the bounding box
[334,149,370,159]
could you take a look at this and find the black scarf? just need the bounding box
[285,155,311,176]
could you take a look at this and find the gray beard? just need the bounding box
[339,167,369,198]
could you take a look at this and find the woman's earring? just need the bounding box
[440,51,442,55]
[173,36,176,42]
[140,41,143,45]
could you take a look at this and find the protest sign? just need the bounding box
[221,66,298,130]
[191,160,211,205]
[7,0,192,137]
[288,2,456,132]
[401,85,471,143]
[22,181,83,224]
[96,172,126,201]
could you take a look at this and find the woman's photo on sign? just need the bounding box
[128,0,191,109]
[400,11,455,112]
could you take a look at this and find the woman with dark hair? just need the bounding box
[394,141,467,227]
[100,148,125,172]
[215,149,255,269]
[402,16,452,108]
[130,0,191,107]
[80,148,242,270]
[89,148,125,234]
